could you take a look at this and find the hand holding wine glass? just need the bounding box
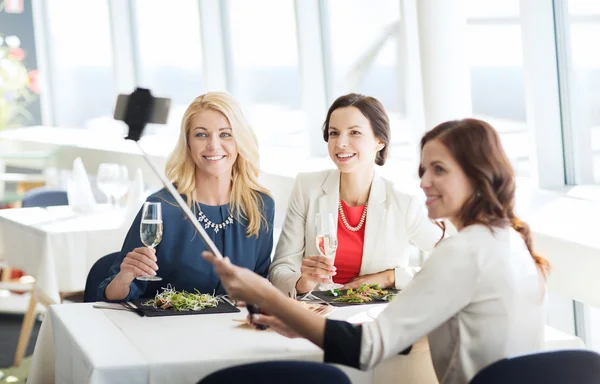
[137,202,163,281]
[315,212,341,291]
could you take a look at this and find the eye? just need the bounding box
[350,130,361,135]
[328,131,338,137]
[434,165,445,174]
[220,132,232,138]
[418,167,425,178]
[195,132,207,138]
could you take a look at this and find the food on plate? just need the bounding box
[327,283,396,303]
[142,285,218,311]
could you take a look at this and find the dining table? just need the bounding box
[0,205,130,365]
[25,297,586,384]
[26,301,440,384]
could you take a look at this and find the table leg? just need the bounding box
[13,285,38,367]
[0,266,12,281]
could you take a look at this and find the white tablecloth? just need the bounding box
[27,303,439,384]
[0,206,129,303]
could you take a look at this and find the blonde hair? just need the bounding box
[165,92,271,237]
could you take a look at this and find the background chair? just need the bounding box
[84,252,120,302]
[21,186,68,208]
[198,361,351,384]
[469,349,600,384]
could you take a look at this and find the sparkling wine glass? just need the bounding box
[316,212,342,291]
[137,202,163,281]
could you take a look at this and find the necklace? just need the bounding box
[338,200,368,232]
[195,202,234,233]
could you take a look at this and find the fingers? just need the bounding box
[122,249,158,277]
[303,256,335,268]
[342,280,364,290]
[202,251,220,265]
[250,314,298,338]
[301,258,336,282]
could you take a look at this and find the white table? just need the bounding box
[0,205,129,304]
[27,303,439,384]
[0,205,129,365]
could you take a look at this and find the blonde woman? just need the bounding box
[99,92,274,301]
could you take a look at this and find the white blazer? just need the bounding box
[269,169,442,297]
[359,225,547,384]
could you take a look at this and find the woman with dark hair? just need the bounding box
[269,93,443,297]
[203,118,550,384]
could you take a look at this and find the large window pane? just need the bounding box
[226,0,304,157]
[226,0,300,109]
[566,0,600,183]
[465,9,530,177]
[46,0,114,128]
[324,0,401,114]
[132,0,204,107]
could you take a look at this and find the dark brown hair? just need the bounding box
[322,93,390,166]
[419,118,550,277]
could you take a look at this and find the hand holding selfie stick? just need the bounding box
[116,88,265,328]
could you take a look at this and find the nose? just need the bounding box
[420,170,432,191]
[336,133,349,148]
[206,134,221,151]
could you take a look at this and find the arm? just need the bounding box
[358,237,477,369]
[254,195,275,278]
[271,237,476,369]
[98,203,153,301]
[268,176,307,297]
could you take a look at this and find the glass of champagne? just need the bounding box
[137,202,163,281]
[316,212,342,291]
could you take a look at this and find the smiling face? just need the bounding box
[187,109,238,179]
[419,139,474,229]
[327,106,384,174]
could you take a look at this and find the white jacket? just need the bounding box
[360,224,547,384]
[269,169,442,297]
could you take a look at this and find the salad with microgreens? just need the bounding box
[326,283,396,303]
[142,285,218,311]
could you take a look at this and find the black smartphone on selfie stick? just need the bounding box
[113,88,265,327]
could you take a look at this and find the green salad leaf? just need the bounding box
[142,285,218,311]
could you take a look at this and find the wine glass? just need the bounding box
[96,163,117,207]
[112,165,129,208]
[137,202,163,281]
[315,212,342,291]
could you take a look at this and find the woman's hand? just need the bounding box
[295,255,337,294]
[342,269,395,290]
[202,251,281,306]
[115,247,158,284]
[238,302,301,338]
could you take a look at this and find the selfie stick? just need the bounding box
[119,88,264,326]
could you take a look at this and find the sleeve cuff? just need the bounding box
[323,319,362,368]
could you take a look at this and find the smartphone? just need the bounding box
[113,93,171,124]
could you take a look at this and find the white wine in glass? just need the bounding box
[137,202,163,281]
[316,212,342,291]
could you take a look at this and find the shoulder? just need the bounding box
[145,188,188,214]
[434,224,493,255]
[146,188,174,204]
[256,191,275,211]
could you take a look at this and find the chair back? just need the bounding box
[22,187,68,208]
[198,361,351,384]
[469,349,600,384]
[84,252,120,302]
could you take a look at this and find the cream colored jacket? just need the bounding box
[268,169,442,297]
[360,225,547,384]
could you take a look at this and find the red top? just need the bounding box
[332,200,366,284]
